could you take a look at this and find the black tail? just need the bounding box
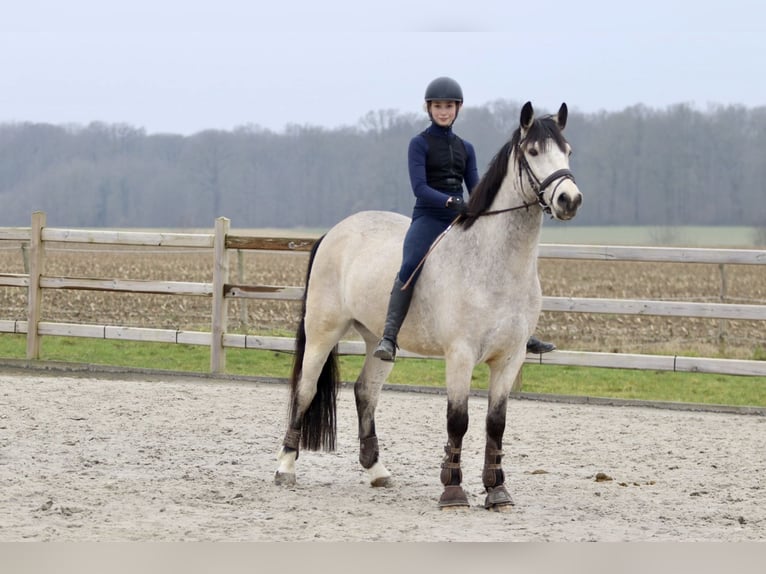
[288,235,339,452]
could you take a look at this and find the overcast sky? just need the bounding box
[2,0,764,135]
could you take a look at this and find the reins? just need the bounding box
[399,143,575,292]
[478,201,538,216]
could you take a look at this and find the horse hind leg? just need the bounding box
[275,431,300,486]
[275,233,349,486]
[359,436,391,487]
[355,328,395,487]
[275,329,345,486]
[275,379,309,486]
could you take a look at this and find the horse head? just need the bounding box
[461,101,583,229]
[516,101,582,221]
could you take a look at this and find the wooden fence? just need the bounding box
[2,211,766,384]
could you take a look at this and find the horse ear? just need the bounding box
[557,103,568,130]
[520,101,534,129]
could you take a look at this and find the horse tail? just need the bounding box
[288,234,339,452]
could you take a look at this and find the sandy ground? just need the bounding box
[1,368,765,542]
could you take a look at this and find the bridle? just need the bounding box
[480,141,576,217]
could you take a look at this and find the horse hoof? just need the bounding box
[274,471,296,486]
[438,485,469,509]
[370,476,393,488]
[484,485,514,511]
[440,504,470,512]
[366,461,392,488]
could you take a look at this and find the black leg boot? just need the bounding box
[373,276,413,362]
[526,336,556,354]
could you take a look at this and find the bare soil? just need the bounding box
[1,370,764,542]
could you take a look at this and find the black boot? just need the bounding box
[526,336,556,354]
[373,276,413,362]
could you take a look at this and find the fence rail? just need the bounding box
[2,211,766,381]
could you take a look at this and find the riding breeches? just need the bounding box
[397,215,453,286]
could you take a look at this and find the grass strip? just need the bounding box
[1,334,764,408]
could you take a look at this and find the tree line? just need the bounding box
[1,100,764,229]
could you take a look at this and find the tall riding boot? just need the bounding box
[373,276,414,362]
[526,336,556,354]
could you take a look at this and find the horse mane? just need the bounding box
[460,114,568,229]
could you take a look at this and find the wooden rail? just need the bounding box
[1,211,765,380]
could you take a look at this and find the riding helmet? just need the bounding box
[424,77,463,103]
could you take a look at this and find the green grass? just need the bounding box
[1,333,764,408]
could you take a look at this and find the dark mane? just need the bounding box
[460,114,568,229]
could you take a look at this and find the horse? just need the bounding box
[274,101,582,510]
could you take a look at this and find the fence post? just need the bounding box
[26,211,46,360]
[718,263,728,352]
[210,217,230,374]
[20,242,29,274]
[237,249,249,330]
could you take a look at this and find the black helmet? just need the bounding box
[424,76,463,103]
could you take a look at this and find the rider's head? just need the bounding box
[424,76,463,127]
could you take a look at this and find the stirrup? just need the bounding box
[373,338,397,362]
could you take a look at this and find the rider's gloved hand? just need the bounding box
[445,196,468,215]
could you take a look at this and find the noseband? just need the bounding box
[516,148,576,214]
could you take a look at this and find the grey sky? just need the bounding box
[2,0,764,135]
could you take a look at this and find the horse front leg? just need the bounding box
[439,398,471,509]
[438,350,473,509]
[481,358,523,511]
[482,397,514,511]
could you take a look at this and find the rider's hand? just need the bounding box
[445,196,468,215]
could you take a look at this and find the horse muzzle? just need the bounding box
[550,184,582,221]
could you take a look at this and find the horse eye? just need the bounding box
[528,148,539,157]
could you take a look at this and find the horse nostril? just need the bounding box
[557,193,571,209]
[558,192,582,211]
